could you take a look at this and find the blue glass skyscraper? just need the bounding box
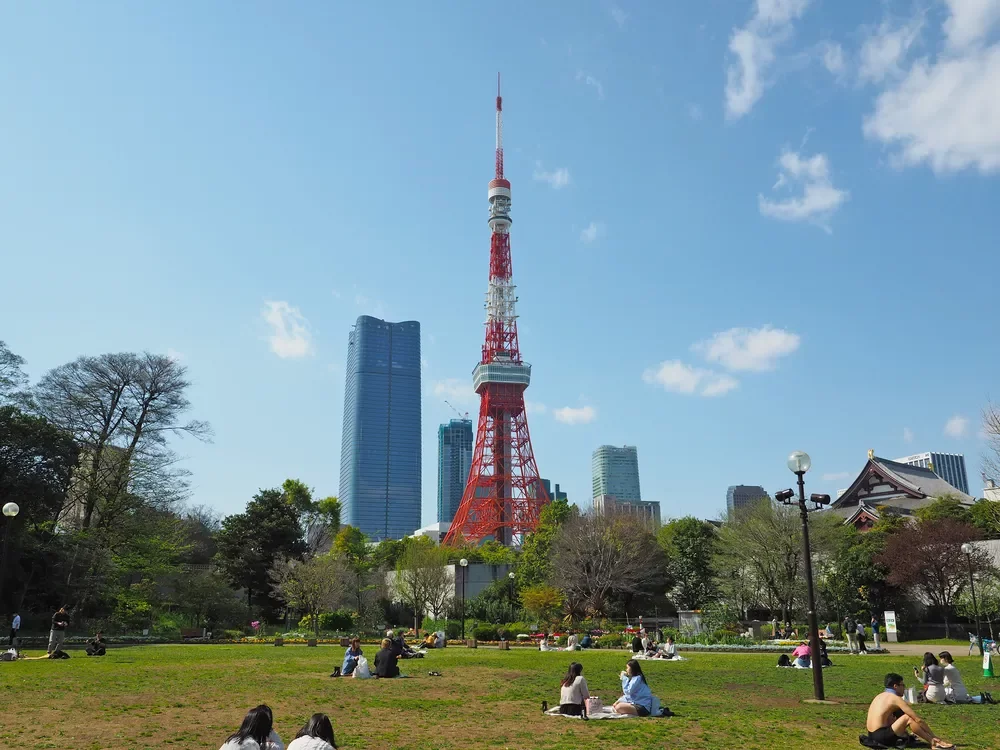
[339,316,421,541]
[437,418,473,526]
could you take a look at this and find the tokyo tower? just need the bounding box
[443,76,550,547]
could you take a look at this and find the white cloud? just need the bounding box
[165,348,184,362]
[262,301,313,359]
[725,0,812,119]
[903,427,914,443]
[945,414,970,438]
[642,360,740,397]
[821,41,846,76]
[693,325,801,372]
[533,163,572,189]
[863,3,1000,174]
[432,378,477,407]
[610,4,628,28]
[526,400,547,415]
[580,221,602,243]
[821,471,853,482]
[553,405,597,425]
[758,148,849,231]
[576,71,605,99]
[859,17,923,83]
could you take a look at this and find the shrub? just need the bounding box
[556,634,568,646]
[594,634,625,650]
[319,610,353,632]
[473,625,498,641]
[423,619,463,640]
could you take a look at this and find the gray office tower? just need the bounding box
[437,418,473,525]
[726,485,769,515]
[339,316,421,541]
[592,445,642,502]
[894,452,969,495]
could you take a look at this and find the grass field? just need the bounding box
[1,644,998,749]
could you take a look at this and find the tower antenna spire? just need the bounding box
[495,72,503,179]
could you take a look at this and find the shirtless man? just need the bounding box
[866,673,954,749]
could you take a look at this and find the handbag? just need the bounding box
[585,696,603,714]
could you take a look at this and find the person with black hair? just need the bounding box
[219,705,284,750]
[613,659,653,716]
[558,662,590,716]
[47,606,69,656]
[86,631,107,656]
[630,633,643,654]
[865,673,953,749]
[288,713,337,750]
[914,652,946,703]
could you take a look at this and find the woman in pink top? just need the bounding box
[792,642,811,668]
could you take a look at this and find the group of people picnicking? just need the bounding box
[329,630,428,679]
[554,659,665,717]
[220,705,336,750]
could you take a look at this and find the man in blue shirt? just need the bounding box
[9,612,19,646]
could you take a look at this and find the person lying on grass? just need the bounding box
[866,673,954,750]
[612,659,653,716]
[558,662,590,716]
[220,704,284,750]
[288,712,337,750]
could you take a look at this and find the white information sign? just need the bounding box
[884,611,898,643]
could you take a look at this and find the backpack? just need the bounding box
[777,654,791,667]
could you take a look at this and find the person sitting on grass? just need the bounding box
[85,631,107,656]
[866,673,954,750]
[558,662,591,716]
[288,712,337,750]
[565,631,579,651]
[220,705,284,750]
[630,632,643,654]
[423,631,437,648]
[792,642,811,668]
[375,638,400,678]
[937,651,994,704]
[914,652,946,704]
[580,633,592,649]
[539,633,554,652]
[390,629,421,659]
[612,659,653,716]
[335,638,362,677]
[659,636,677,659]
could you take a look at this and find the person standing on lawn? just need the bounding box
[866,673,954,749]
[47,606,69,656]
[9,612,19,646]
[871,615,881,650]
[844,616,857,654]
[856,620,869,654]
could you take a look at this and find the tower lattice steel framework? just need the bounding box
[443,77,549,547]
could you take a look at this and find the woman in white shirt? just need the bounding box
[558,662,591,716]
[288,713,337,750]
[565,632,579,651]
[219,705,284,750]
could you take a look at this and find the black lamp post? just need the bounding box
[961,542,983,658]
[0,502,20,606]
[776,451,831,703]
[508,571,516,619]
[459,558,468,640]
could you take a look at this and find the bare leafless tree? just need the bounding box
[269,553,350,637]
[549,512,665,618]
[983,401,1000,484]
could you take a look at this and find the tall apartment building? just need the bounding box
[894,452,969,495]
[338,316,422,541]
[726,484,770,515]
[437,418,473,525]
[540,478,567,502]
[592,445,642,502]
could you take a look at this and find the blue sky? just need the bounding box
[2,1,998,525]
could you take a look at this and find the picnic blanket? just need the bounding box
[544,707,671,720]
[634,653,688,662]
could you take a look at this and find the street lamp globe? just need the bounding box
[2,502,18,518]
[787,451,812,474]
[508,571,515,580]
[459,558,468,568]
[961,543,974,555]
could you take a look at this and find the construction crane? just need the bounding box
[444,401,469,420]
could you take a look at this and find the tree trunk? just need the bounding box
[313,612,320,639]
[943,610,950,640]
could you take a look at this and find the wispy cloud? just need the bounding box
[693,325,801,372]
[859,16,923,83]
[553,405,597,425]
[821,41,846,77]
[821,471,853,482]
[758,148,849,232]
[945,414,969,438]
[580,221,602,243]
[643,361,739,397]
[725,0,812,119]
[903,426,914,443]
[166,348,185,362]
[526,400,547,416]
[576,70,605,99]
[262,301,313,359]
[432,378,477,407]
[610,4,628,29]
[533,163,572,189]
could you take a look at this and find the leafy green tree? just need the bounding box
[270,553,349,637]
[393,539,450,630]
[334,525,379,617]
[915,495,973,525]
[216,488,306,619]
[281,479,342,553]
[173,568,244,629]
[516,498,572,589]
[956,574,1000,641]
[0,341,30,406]
[970,500,1000,539]
[520,584,564,629]
[658,516,717,609]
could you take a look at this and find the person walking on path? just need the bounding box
[845,616,858,654]
[871,615,881,650]
[9,612,19,646]
[856,620,869,654]
[47,606,69,655]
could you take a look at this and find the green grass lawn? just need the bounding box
[1,644,998,749]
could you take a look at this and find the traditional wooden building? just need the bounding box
[829,451,974,530]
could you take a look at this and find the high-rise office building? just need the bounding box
[540,479,567,502]
[592,445,642,503]
[894,452,969,495]
[437,418,473,525]
[726,485,770,515]
[339,316,421,541]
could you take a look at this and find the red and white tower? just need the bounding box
[443,77,550,547]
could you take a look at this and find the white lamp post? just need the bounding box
[459,558,469,640]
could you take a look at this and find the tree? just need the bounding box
[215,488,307,619]
[970,500,1000,539]
[955,574,1000,640]
[334,525,383,627]
[658,516,717,609]
[915,496,973,525]
[549,512,665,618]
[394,540,450,630]
[983,400,1000,483]
[516,498,573,589]
[0,341,29,406]
[173,568,245,630]
[877,518,992,638]
[270,553,349,637]
[520,584,564,630]
[281,479,342,554]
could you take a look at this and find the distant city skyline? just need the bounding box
[726,485,769,515]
